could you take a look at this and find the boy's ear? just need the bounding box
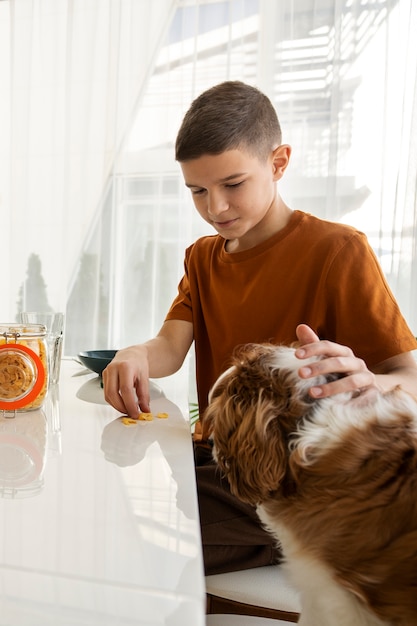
[271,144,291,180]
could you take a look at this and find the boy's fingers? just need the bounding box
[295,323,320,346]
[135,379,151,414]
[103,365,148,418]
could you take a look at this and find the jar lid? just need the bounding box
[0,344,46,410]
[0,324,46,338]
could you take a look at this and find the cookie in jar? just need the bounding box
[0,324,48,414]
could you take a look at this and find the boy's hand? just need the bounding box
[294,323,375,398]
[102,320,194,418]
[102,346,151,418]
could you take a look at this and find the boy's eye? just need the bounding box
[189,180,243,195]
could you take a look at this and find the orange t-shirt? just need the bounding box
[165,210,417,437]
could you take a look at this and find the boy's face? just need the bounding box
[180,146,290,251]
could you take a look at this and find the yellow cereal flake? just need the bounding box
[138,412,154,421]
[157,412,169,419]
[121,417,138,426]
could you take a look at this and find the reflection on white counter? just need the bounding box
[0,409,47,498]
[0,360,205,626]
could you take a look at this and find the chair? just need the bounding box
[206,615,296,625]
[205,564,301,622]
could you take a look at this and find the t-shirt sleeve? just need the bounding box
[319,231,417,366]
[165,251,194,324]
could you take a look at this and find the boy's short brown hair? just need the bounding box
[175,81,282,162]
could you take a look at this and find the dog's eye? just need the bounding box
[326,372,340,382]
[325,372,345,384]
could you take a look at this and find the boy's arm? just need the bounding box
[102,319,193,418]
[295,323,417,398]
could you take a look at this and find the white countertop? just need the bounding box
[0,359,206,626]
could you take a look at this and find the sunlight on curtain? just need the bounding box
[337,0,417,330]
[1,0,416,408]
[116,0,417,337]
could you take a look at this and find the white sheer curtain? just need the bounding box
[1,0,416,389]
[0,0,175,323]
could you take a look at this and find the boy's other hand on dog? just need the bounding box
[295,323,376,400]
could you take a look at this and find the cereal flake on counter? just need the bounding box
[138,412,154,421]
[121,417,138,426]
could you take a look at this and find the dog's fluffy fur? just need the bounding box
[205,343,417,626]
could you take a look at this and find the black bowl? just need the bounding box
[77,350,118,376]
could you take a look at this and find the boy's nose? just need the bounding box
[207,192,228,216]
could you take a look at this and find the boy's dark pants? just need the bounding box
[194,443,282,576]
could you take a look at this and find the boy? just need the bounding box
[103,81,417,575]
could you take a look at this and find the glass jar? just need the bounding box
[0,324,49,414]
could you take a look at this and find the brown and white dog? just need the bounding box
[205,343,417,626]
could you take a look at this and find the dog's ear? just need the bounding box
[207,342,308,505]
[212,394,290,506]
